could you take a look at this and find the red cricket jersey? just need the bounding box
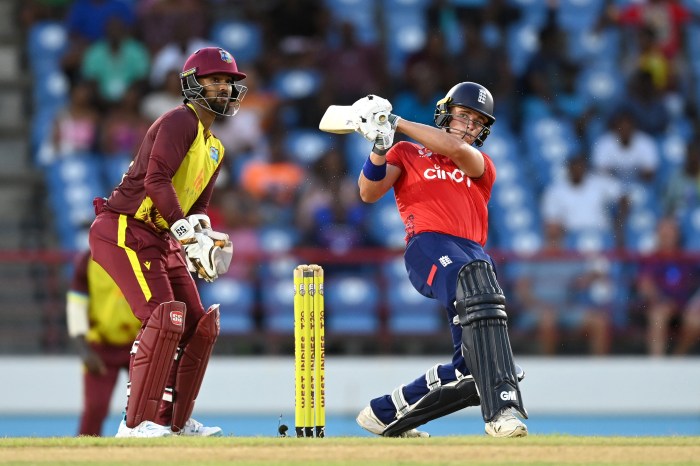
[385,141,496,246]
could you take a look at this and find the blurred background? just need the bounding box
[11,0,700,358]
[2,0,700,436]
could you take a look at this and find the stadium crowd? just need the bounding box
[18,0,700,356]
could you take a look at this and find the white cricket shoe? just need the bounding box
[485,408,528,438]
[176,418,223,437]
[116,419,172,438]
[356,406,430,438]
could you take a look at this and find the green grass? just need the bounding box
[1,435,699,465]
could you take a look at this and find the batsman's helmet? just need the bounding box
[180,47,247,116]
[434,82,495,147]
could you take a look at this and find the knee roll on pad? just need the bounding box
[170,304,220,432]
[456,261,527,422]
[126,301,186,428]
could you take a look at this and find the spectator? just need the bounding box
[663,137,700,218]
[61,0,136,84]
[141,70,185,123]
[99,84,151,158]
[318,21,387,106]
[66,250,141,436]
[511,224,612,355]
[80,16,150,105]
[622,70,670,137]
[392,64,444,128]
[45,80,100,163]
[136,0,209,56]
[635,217,700,356]
[296,147,368,253]
[591,108,660,188]
[147,16,212,89]
[239,127,305,225]
[541,155,628,248]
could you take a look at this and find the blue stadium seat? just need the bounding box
[382,0,429,75]
[257,255,301,280]
[624,209,658,253]
[33,69,69,113]
[271,69,321,100]
[285,129,332,164]
[198,278,256,333]
[386,278,442,334]
[505,22,540,77]
[564,228,615,253]
[27,21,68,73]
[324,0,379,44]
[344,134,373,175]
[556,0,605,32]
[210,20,262,65]
[44,155,108,250]
[366,202,406,249]
[261,278,295,333]
[576,64,624,110]
[567,28,621,66]
[325,274,381,333]
[257,226,300,254]
[681,206,700,251]
[102,153,132,189]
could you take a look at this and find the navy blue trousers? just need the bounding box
[370,232,496,425]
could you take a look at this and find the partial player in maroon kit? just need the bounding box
[89,47,244,437]
[352,84,528,438]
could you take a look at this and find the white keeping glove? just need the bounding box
[171,218,219,282]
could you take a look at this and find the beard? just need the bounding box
[207,96,229,115]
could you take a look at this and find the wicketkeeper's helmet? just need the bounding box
[434,82,495,147]
[180,47,247,116]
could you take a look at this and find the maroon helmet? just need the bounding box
[180,47,247,116]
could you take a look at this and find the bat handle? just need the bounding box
[374,112,388,125]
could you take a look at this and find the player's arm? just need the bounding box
[394,119,485,178]
[358,153,401,203]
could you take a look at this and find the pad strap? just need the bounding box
[390,385,410,419]
[170,305,220,432]
[425,364,441,391]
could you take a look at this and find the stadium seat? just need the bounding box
[44,155,108,250]
[324,0,378,44]
[576,65,624,110]
[257,226,300,254]
[505,22,540,77]
[271,69,321,100]
[102,153,132,189]
[366,202,406,249]
[681,206,700,251]
[325,274,381,333]
[33,69,69,113]
[261,277,295,333]
[27,21,68,74]
[343,134,373,175]
[285,129,331,165]
[556,0,605,33]
[564,228,615,253]
[210,20,262,65]
[386,278,442,334]
[382,0,429,75]
[198,278,256,333]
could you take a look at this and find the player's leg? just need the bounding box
[78,346,122,436]
[456,260,528,437]
[157,246,222,436]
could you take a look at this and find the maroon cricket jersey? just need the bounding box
[104,103,223,231]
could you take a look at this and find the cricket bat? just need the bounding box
[319,105,388,134]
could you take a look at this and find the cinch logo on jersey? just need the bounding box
[424,164,467,184]
[170,310,184,326]
[500,390,517,401]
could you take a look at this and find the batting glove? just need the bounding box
[171,218,219,282]
[351,94,392,122]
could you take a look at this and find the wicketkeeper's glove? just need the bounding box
[171,218,219,282]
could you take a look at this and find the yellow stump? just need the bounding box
[312,265,326,438]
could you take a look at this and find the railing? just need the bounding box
[2,248,699,356]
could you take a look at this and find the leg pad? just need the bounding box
[126,301,185,427]
[170,305,220,432]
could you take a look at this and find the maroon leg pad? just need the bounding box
[171,305,220,432]
[126,301,185,428]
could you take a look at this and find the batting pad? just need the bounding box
[126,301,185,428]
[456,261,527,422]
[171,304,220,432]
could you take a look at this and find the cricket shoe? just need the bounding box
[116,419,172,438]
[176,418,223,437]
[485,408,528,438]
[356,406,430,438]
